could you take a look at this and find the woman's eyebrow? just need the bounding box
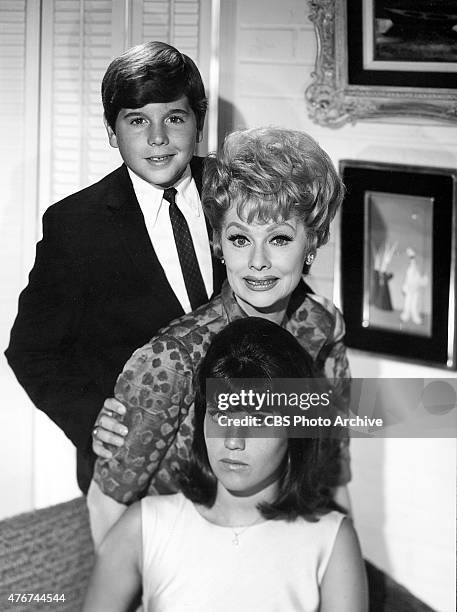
[225,221,296,232]
[265,221,296,233]
[225,221,249,232]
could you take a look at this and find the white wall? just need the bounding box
[216,1,456,611]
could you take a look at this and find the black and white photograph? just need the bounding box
[0,2,455,612]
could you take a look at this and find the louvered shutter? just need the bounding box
[0,0,41,329]
[0,0,41,519]
[139,0,200,60]
[39,0,208,216]
[39,0,122,214]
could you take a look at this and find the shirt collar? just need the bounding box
[220,280,247,323]
[127,164,199,227]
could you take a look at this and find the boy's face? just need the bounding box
[105,96,198,188]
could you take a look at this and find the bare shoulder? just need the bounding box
[320,517,368,612]
[98,501,142,558]
[333,517,360,553]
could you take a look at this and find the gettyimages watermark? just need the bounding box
[205,378,457,438]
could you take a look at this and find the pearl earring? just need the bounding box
[305,253,314,266]
[221,258,225,265]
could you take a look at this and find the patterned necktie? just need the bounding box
[163,187,208,310]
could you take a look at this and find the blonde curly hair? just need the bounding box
[202,127,344,258]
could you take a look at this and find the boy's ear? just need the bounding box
[103,115,119,149]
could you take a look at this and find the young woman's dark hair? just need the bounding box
[180,317,343,520]
[102,41,207,133]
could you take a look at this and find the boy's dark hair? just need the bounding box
[102,41,207,133]
[180,317,343,521]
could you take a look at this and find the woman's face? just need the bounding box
[204,411,288,497]
[219,205,309,322]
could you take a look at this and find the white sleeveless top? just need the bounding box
[141,493,344,612]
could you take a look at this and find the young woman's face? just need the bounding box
[204,411,288,497]
[218,205,309,322]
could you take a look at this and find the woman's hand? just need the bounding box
[92,398,128,458]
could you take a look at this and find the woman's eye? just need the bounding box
[227,234,250,247]
[270,234,293,246]
[130,117,146,126]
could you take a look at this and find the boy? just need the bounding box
[5,41,224,494]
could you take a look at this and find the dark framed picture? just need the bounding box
[365,1,457,70]
[337,161,456,369]
[305,0,457,127]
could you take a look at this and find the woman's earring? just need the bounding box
[305,253,314,266]
[221,258,225,265]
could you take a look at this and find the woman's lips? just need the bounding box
[220,458,249,471]
[243,277,278,291]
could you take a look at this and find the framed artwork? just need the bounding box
[337,160,456,369]
[306,0,457,127]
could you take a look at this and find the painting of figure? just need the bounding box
[400,247,429,325]
[364,191,433,337]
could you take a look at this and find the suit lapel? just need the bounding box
[107,161,226,306]
[106,165,184,312]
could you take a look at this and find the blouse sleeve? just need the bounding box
[320,302,351,383]
[93,334,193,504]
[315,301,352,488]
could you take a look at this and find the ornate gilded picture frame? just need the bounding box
[337,160,457,370]
[306,1,457,127]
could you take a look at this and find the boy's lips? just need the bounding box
[146,154,175,164]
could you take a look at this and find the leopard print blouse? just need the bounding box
[94,280,350,504]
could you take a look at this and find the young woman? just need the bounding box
[88,127,351,544]
[83,318,367,612]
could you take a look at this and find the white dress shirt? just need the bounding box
[127,165,213,314]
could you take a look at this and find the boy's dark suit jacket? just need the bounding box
[5,156,225,494]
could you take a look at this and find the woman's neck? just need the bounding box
[234,294,289,326]
[199,480,278,527]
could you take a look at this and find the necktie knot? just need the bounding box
[163,187,177,206]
